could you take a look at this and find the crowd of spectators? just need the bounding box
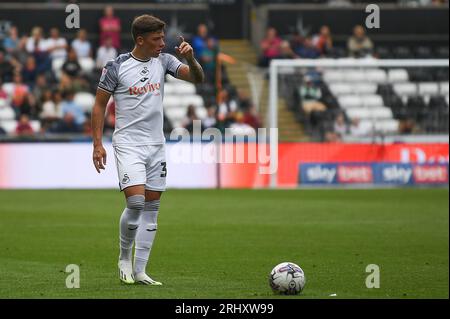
[258,24,375,67]
[0,13,262,140]
[0,5,126,138]
[181,24,262,137]
[260,22,449,141]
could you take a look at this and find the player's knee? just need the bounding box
[144,200,160,212]
[126,195,146,211]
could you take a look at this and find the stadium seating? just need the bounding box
[74,92,96,113]
[0,119,41,134]
[0,99,15,122]
[162,75,208,128]
[287,60,449,140]
[52,57,96,79]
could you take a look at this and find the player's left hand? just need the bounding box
[175,36,194,61]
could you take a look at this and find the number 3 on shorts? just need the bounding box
[160,162,167,178]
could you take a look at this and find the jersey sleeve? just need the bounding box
[162,54,183,78]
[98,60,119,94]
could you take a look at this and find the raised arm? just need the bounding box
[175,36,205,84]
[92,88,111,173]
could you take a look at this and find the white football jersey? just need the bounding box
[98,52,183,146]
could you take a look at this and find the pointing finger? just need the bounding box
[179,42,188,50]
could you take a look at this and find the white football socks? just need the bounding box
[119,195,145,261]
[134,200,160,275]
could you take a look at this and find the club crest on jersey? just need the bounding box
[122,174,130,185]
[140,67,149,76]
[129,82,161,96]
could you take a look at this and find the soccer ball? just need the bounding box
[269,262,306,295]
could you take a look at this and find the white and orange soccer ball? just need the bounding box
[269,262,306,295]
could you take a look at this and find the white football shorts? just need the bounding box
[113,144,167,192]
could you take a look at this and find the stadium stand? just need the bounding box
[0,0,448,142]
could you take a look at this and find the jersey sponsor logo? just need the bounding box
[129,82,161,96]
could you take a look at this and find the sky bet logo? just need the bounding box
[382,166,413,184]
[302,164,337,184]
[129,82,161,96]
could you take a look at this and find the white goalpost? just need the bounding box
[268,58,450,188]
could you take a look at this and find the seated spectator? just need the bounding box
[325,131,342,143]
[333,113,348,137]
[40,89,59,121]
[399,119,416,135]
[71,29,92,58]
[312,25,333,56]
[295,37,321,59]
[183,105,203,133]
[53,90,64,116]
[10,74,30,116]
[60,89,86,129]
[230,112,255,136]
[243,105,262,130]
[2,26,20,58]
[299,75,326,114]
[21,55,38,89]
[349,118,369,136]
[237,90,252,112]
[20,93,37,119]
[279,41,299,59]
[290,31,305,57]
[50,112,82,134]
[0,81,8,100]
[59,72,89,93]
[347,25,374,58]
[46,27,68,61]
[15,114,34,136]
[62,47,82,78]
[32,73,48,105]
[25,27,48,55]
[25,26,51,73]
[203,105,217,129]
[218,89,238,126]
[96,37,118,69]
[60,48,90,93]
[0,50,15,83]
[99,6,121,50]
[259,27,282,67]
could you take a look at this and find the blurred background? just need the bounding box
[0,0,448,189]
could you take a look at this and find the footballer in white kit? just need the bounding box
[91,15,204,285]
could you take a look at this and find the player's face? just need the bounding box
[141,31,166,58]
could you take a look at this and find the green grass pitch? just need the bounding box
[0,189,448,299]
